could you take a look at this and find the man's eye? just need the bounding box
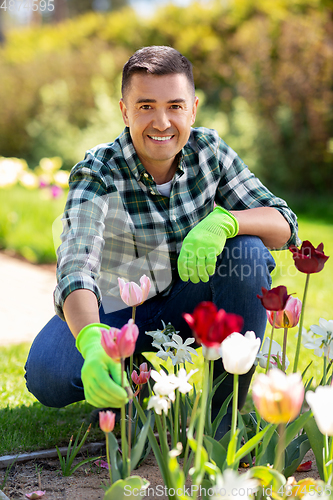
[170,105,181,109]
[141,105,152,110]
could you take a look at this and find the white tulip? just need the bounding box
[306,385,333,436]
[221,331,261,375]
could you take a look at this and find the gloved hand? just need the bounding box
[76,323,129,408]
[177,206,239,284]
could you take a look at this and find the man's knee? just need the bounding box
[216,235,275,288]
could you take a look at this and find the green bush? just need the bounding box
[0,0,332,193]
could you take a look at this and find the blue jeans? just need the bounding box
[25,236,275,411]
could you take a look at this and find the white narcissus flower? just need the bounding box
[150,370,177,402]
[147,395,171,415]
[173,368,198,394]
[202,344,222,360]
[156,348,175,363]
[221,331,261,375]
[310,318,333,360]
[145,321,173,349]
[255,337,289,370]
[212,469,259,500]
[306,385,333,436]
[163,333,198,365]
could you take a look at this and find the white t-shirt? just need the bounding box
[156,179,173,197]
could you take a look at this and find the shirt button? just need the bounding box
[171,215,177,221]
[144,173,149,178]
[150,189,155,195]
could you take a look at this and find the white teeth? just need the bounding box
[149,136,172,141]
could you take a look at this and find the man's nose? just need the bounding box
[152,109,171,131]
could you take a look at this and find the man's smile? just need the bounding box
[147,135,174,142]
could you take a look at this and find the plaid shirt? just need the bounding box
[54,126,300,320]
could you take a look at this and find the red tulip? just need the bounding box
[257,285,290,311]
[99,410,116,433]
[289,240,329,274]
[183,301,244,348]
[131,362,151,385]
[101,319,139,361]
[266,296,302,329]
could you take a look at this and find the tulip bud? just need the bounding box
[99,410,116,433]
[118,275,151,307]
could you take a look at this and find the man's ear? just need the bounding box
[191,96,199,126]
[119,99,129,126]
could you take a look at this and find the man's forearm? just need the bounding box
[230,207,291,249]
[63,289,100,338]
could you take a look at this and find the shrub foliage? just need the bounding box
[0,0,332,193]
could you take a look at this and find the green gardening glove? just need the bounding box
[177,206,239,284]
[76,323,129,408]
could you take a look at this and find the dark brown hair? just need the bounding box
[121,46,195,99]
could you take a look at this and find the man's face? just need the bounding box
[119,73,198,173]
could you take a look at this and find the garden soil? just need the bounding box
[0,252,321,499]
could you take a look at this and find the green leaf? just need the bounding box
[226,428,240,468]
[284,410,312,449]
[203,435,227,469]
[130,412,151,471]
[211,392,233,437]
[250,465,286,491]
[256,423,278,467]
[103,475,149,500]
[107,432,122,482]
[303,415,324,480]
[234,424,273,464]
[283,437,310,477]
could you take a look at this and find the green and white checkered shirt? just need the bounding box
[54,127,299,320]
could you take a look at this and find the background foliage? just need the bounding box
[0,0,332,197]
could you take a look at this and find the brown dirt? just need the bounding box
[0,449,320,500]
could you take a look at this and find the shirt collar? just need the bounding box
[119,127,185,181]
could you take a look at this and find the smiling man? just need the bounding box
[25,46,300,437]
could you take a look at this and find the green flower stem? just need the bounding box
[329,435,333,486]
[293,273,310,373]
[265,312,276,374]
[193,358,209,493]
[120,359,129,478]
[231,373,239,440]
[106,432,112,484]
[282,327,288,372]
[182,393,200,475]
[323,355,327,386]
[323,434,333,485]
[274,422,285,472]
[254,408,261,466]
[173,389,180,449]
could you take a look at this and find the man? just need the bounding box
[25,46,299,434]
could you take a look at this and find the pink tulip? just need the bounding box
[266,296,302,329]
[101,319,139,361]
[131,362,151,385]
[118,275,151,307]
[99,410,116,433]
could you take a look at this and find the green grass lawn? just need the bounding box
[0,215,332,456]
